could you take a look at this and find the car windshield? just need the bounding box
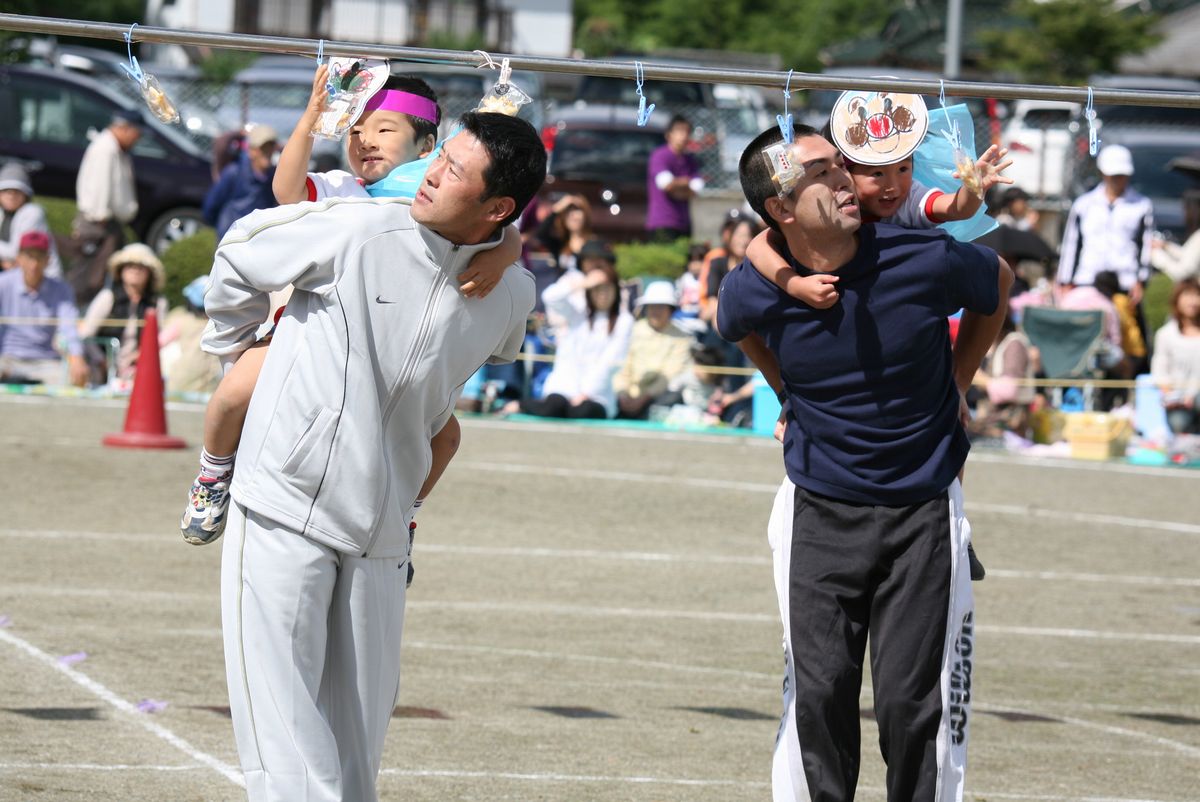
[551,127,662,182]
[225,81,313,109]
[1129,144,1199,199]
[1097,105,1200,128]
[578,76,706,107]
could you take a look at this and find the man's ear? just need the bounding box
[484,196,516,225]
[764,195,795,228]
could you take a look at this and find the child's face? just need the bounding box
[848,158,914,219]
[0,188,27,213]
[1177,287,1200,320]
[687,258,703,277]
[347,109,428,183]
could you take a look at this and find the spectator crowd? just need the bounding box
[2,98,1199,454]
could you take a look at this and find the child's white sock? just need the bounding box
[199,448,235,481]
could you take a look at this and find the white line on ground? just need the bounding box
[405,640,775,680]
[380,766,768,787]
[5,529,1200,588]
[459,461,1200,536]
[4,584,1197,646]
[0,628,244,788]
[977,706,1200,760]
[0,763,203,772]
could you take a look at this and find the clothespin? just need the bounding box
[634,61,655,127]
[316,38,324,64]
[777,69,794,144]
[938,78,948,110]
[119,23,143,84]
[1085,86,1100,157]
[499,58,512,86]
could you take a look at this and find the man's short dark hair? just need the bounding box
[459,111,548,228]
[385,74,441,146]
[738,123,820,233]
[668,114,692,132]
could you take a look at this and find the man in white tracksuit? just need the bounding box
[201,112,546,802]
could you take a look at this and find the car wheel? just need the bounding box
[145,207,206,255]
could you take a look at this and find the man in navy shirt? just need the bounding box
[717,124,1012,802]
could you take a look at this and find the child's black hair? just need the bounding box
[383,74,441,146]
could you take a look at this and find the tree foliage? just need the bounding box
[573,0,893,70]
[979,0,1161,85]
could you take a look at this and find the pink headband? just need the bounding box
[363,90,440,124]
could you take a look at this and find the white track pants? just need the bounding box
[221,502,409,802]
[767,478,974,802]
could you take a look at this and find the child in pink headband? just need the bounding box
[181,69,521,547]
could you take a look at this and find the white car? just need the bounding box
[1002,99,1082,198]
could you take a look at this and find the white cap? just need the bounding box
[635,280,678,308]
[1096,144,1134,177]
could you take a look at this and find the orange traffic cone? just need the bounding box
[102,308,187,449]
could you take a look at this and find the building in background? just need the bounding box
[145,0,573,58]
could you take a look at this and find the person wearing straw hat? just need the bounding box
[720,122,1013,802]
[69,108,142,308]
[0,162,64,279]
[0,231,87,387]
[77,242,168,383]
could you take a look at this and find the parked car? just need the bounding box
[713,82,772,175]
[573,65,724,183]
[1001,99,1081,198]
[539,105,666,242]
[221,62,344,172]
[1090,74,1200,130]
[24,39,224,152]
[0,64,212,254]
[1071,126,1200,241]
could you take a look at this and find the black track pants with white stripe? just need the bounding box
[767,478,974,802]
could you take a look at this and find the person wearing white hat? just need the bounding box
[0,162,63,279]
[77,242,169,383]
[1058,143,1155,309]
[614,279,695,419]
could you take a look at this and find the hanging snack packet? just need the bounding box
[137,72,179,124]
[761,141,807,199]
[476,60,532,117]
[941,119,984,200]
[311,56,390,141]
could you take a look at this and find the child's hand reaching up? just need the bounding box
[787,273,840,309]
[957,144,1013,197]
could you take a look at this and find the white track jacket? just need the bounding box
[202,197,534,557]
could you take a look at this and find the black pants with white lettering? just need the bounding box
[768,479,974,802]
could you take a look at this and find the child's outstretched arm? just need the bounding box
[458,224,522,298]
[418,415,461,501]
[746,228,840,310]
[273,63,329,205]
[930,144,1013,223]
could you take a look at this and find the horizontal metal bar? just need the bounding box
[3,12,1199,109]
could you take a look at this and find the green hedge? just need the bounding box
[612,238,691,283]
[1143,271,1173,340]
[161,230,218,309]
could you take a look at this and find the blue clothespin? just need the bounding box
[634,62,655,127]
[119,23,143,84]
[776,69,794,144]
[1085,86,1100,157]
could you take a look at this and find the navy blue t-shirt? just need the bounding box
[717,223,1000,505]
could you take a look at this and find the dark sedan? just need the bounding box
[0,64,213,253]
[539,104,669,243]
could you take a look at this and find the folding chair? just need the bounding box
[1020,307,1104,411]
